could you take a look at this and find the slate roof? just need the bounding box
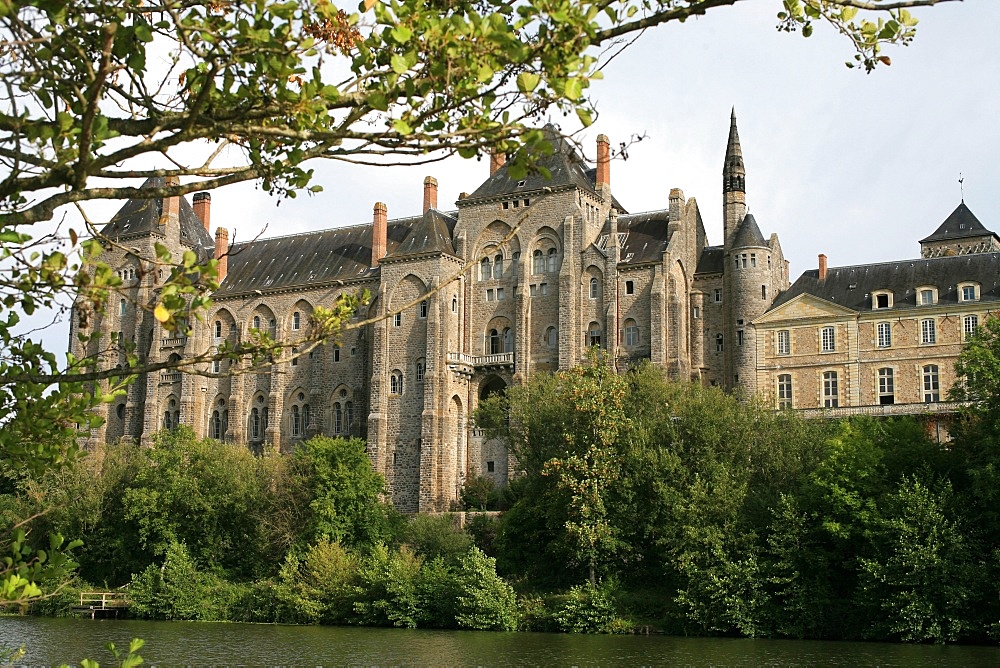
[214,211,459,297]
[769,252,1000,312]
[617,210,671,264]
[731,213,768,248]
[99,177,215,252]
[464,126,625,211]
[696,246,725,274]
[920,202,999,244]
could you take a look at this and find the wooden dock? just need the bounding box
[71,591,129,619]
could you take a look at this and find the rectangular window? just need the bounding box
[750,253,757,267]
[821,326,835,352]
[716,334,723,352]
[919,289,935,305]
[921,318,936,344]
[119,299,127,316]
[823,371,839,408]
[714,289,722,303]
[540,283,548,296]
[486,289,494,301]
[777,374,792,409]
[776,330,790,356]
[394,313,402,327]
[878,368,895,405]
[213,360,221,373]
[625,325,639,346]
[625,280,635,295]
[693,306,701,319]
[496,288,505,301]
[877,321,892,348]
[875,293,889,309]
[737,330,744,346]
[530,284,537,297]
[923,364,940,403]
[962,285,978,302]
[334,346,341,362]
[964,314,979,339]
[419,300,428,318]
[741,253,748,269]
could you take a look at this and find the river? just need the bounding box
[2,617,999,666]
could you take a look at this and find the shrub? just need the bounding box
[453,547,518,631]
[404,514,471,563]
[351,544,423,627]
[554,581,628,634]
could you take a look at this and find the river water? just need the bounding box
[2,616,999,666]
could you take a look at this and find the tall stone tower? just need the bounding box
[722,108,746,249]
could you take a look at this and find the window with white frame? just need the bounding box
[394,312,401,327]
[821,326,835,352]
[214,320,222,339]
[390,370,403,395]
[589,277,599,299]
[481,257,492,281]
[960,283,979,302]
[878,368,895,405]
[253,315,261,330]
[532,250,544,274]
[873,291,892,309]
[777,374,792,409]
[776,330,790,356]
[692,306,701,319]
[419,300,427,318]
[921,318,936,344]
[293,311,301,329]
[877,321,892,348]
[918,288,936,306]
[922,364,940,402]
[822,371,839,408]
[714,289,722,303]
[964,314,979,339]
[416,359,425,382]
[587,322,602,347]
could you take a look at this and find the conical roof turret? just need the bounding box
[723,108,745,194]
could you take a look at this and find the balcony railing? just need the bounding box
[161,336,187,348]
[160,371,182,383]
[447,352,515,370]
[794,401,967,419]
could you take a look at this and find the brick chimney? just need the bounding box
[160,175,180,225]
[818,254,827,282]
[423,176,438,213]
[193,192,211,232]
[215,227,229,283]
[490,149,506,175]
[596,135,611,190]
[372,202,387,267]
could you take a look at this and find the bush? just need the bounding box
[465,512,499,557]
[554,581,628,634]
[453,547,518,631]
[404,514,471,563]
[351,544,423,628]
[128,541,233,621]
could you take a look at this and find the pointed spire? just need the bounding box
[723,108,745,194]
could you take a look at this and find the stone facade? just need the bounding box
[74,115,793,512]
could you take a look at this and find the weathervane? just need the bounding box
[959,173,964,202]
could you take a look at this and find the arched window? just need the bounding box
[253,315,261,330]
[493,254,503,279]
[481,257,492,281]
[291,405,301,436]
[589,278,599,299]
[293,311,301,330]
[489,329,501,355]
[346,402,353,432]
[547,248,558,272]
[545,326,557,347]
[532,250,544,274]
[419,300,428,318]
[334,403,342,433]
[587,322,602,347]
[511,251,520,273]
[211,411,221,439]
[624,319,639,346]
[416,360,425,382]
[214,320,222,339]
[452,296,458,312]
[503,327,513,353]
[119,299,127,316]
[390,370,403,395]
[303,404,311,429]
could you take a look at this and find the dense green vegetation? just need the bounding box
[6,324,1000,641]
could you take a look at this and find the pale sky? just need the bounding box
[30,0,1000,354]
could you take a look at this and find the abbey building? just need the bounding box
[73,113,998,512]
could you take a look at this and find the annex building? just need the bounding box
[73,113,997,512]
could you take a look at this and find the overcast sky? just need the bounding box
[39,0,1000,353]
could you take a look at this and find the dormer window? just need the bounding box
[872,291,893,310]
[959,282,980,302]
[917,287,937,306]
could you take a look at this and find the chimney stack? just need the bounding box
[489,149,505,175]
[193,192,211,232]
[215,227,229,284]
[596,135,611,190]
[160,175,180,225]
[372,202,387,267]
[818,254,827,282]
[423,176,438,213]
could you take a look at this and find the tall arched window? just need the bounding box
[532,250,544,274]
[334,403,343,433]
[253,315,261,330]
[547,248,558,272]
[250,408,260,440]
[211,410,222,439]
[503,327,513,353]
[291,405,301,436]
[390,370,403,395]
[493,254,504,279]
[624,319,639,346]
[589,277,599,299]
[293,311,301,330]
[346,402,353,432]
[545,326,557,347]
[588,322,602,347]
[214,320,222,339]
[303,404,310,429]
[489,329,501,355]
[481,257,492,281]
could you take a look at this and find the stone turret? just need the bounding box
[725,213,771,394]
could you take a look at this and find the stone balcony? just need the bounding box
[794,401,967,419]
[447,352,515,376]
[159,371,182,383]
[161,336,187,348]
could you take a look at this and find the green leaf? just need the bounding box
[390,54,408,74]
[516,71,540,93]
